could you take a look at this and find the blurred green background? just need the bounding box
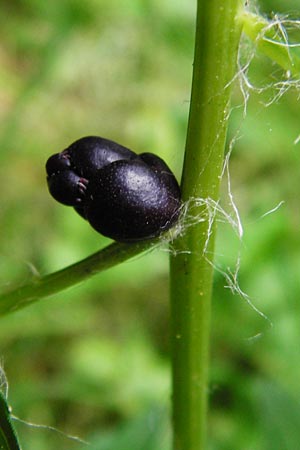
[0,0,300,449]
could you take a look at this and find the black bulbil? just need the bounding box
[46,136,181,242]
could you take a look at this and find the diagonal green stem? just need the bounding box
[0,240,157,315]
[239,11,300,77]
[170,1,243,449]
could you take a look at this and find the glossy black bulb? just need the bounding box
[46,136,181,242]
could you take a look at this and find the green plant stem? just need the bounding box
[0,240,157,315]
[170,1,242,449]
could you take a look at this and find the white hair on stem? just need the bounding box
[163,6,300,331]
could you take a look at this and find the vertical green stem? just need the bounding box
[170,1,242,449]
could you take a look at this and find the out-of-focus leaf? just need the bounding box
[252,381,300,450]
[89,407,170,450]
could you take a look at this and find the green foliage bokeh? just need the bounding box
[0,1,300,449]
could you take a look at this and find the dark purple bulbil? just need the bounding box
[46,136,181,242]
